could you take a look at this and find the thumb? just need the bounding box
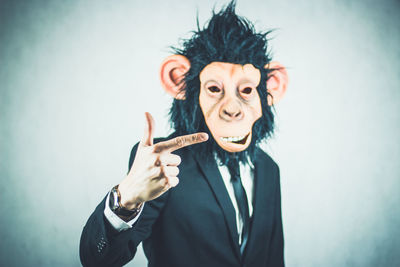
[141,112,154,147]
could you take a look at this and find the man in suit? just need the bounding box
[80,2,288,266]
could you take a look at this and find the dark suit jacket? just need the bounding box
[80,139,284,267]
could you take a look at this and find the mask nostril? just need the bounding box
[234,111,242,118]
[223,110,233,117]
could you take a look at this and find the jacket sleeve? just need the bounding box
[79,143,168,267]
[265,164,285,267]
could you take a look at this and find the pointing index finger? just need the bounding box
[154,133,209,153]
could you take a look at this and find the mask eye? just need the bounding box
[239,86,256,100]
[241,87,252,94]
[208,86,221,93]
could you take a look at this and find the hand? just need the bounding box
[118,112,208,209]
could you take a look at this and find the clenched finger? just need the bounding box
[166,176,179,187]
[159,153,181,166]
[154,132,208,153]
[163,166,179,177]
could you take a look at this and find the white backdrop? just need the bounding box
[1,0,399,266]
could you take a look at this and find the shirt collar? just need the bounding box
[214,153,255,170]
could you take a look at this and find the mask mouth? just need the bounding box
[220,133,250,145]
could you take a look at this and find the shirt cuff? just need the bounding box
[103,192,144,232]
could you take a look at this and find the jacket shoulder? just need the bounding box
[255,147,280,172]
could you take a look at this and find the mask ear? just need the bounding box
[160,55,191,100]
[265,61,288,106]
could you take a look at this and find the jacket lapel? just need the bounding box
[191,151,241,261]
[242,149,275,263]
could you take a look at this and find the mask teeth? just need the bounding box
[220,135,245,143]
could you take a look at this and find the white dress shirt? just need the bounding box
[104,159,255,244]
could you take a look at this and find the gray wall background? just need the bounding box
[1,0,399,266]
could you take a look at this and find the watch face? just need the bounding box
[110,189,119,211]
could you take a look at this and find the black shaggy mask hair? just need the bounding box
[169,0,275,165]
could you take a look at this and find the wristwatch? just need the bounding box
[109,185,142,219]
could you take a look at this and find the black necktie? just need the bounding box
[227,160,250,255]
